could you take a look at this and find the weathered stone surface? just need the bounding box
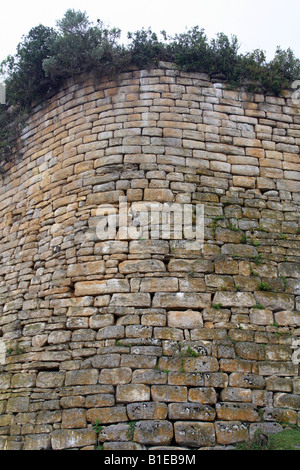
[213,292,255,308]
[119,260,166,274]
[254,292,294,311]
[278,263,300,279]
[65,370,99,386]
[249,422,283,440]
[51,429,97,450]
[215,421,249,445]
[127,402,168,420]
[24,434,51,451]
[151,385,187,403]
[134,420,173,445]
[86,407,128,425]
[1,64,300,451]
[152,293,211,309]
[174,422,215,447]
[75,279,130,296]
[250,309,274,325]
[99,368,132,385]
[274,310,300,326]
[110,293,151,307]
[61,409,87,429]
[216,403,260,422]
[67,261,105,277]
[274,393,300,410]
[116,384,150,403]
[229,373,265,389]
[188,387,217,404]
[168,403,216,421]
[140,277,178,292]
[36,372,65,389]
[167,310,203,329]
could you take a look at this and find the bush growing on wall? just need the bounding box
[0,8,299,162]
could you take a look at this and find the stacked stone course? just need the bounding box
[0,62,300,450]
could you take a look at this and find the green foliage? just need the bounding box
[228,221,240,232]
[1,24,57,108]
[236,427,300,451]
[93,419,103,434]
[127,29,168,68]
[126,421,136,441]
[0,106,25,163]
[212,303,223,310]
[240,234,247,244]
[43,10,126,84]
[252,303,265,310]
[258,281,273,292]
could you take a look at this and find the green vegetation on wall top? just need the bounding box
[0,8,300,162]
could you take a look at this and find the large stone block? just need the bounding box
[174,422,215,447]
[75,279,130,296]
[116,384,150,403]
[167,310,203,329]
[134,420,173,445]
[213,292,255,308]
[215,422,249,445]
[51,429,97,450]
[152,292,211,309]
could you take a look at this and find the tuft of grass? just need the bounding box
[252,254,263,266]
[252,303,265,310]
[93,420,104,434]
[212,303,223,310]
[236,427,300,451]
[258,281,273,292]
[126,421,136,441]
[228,221,240,232]
[240,234,247,244]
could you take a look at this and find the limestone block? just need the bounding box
[110,293,151,307]
[36,372,65,389]
[134,420,173,445]
[67,261,105,277]
[152,292,211,309]
[51,429,97,450]
[116,384,150,403]
[86,407,128,425]
[119,259,166,274]
[168,403,216,421]
[213,292,255,308]
[75,279,130,296]
[216,403,260,422]
[151,385,187,403]
[254,292,295,311]
[127,402,168,420]
[85,394,115,408]
[167,310,203,329]
[215,422,249,445]
[188,387,217,404]
[274,310,300,327]
[65,370,99,386]
[62,409,87,429]
[174,422,215,447]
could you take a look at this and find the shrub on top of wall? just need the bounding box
[0,8,300,163]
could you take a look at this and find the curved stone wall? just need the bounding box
[0,64,300,450]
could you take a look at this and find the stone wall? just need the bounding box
[0,63,300,450]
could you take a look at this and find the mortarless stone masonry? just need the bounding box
[0,62,300,450]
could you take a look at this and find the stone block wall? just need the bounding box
[0,63,300,450]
